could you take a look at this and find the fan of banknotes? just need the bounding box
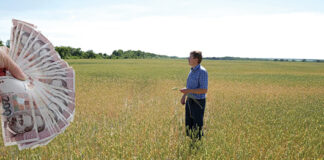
[0,19,75,150]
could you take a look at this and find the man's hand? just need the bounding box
[180,88,189,105]
[0,46,27,81]
[181,94,186,105]
[180,88,190,94]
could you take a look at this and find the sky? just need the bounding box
[1,0,324,59]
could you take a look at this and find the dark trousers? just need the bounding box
[185,98,206,140]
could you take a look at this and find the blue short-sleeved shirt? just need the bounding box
[186,64,208,99]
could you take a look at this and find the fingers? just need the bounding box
[7,58,27,80]
[0,46,9,53]
[0,49,27,81]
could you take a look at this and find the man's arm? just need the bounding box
[180,88,207,105]
[180,88,207,94]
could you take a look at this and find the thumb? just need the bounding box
[7,60,27,81]
[2,53,27,81]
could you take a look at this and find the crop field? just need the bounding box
[1,59,323,159]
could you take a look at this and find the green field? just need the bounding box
[1,59,323,159]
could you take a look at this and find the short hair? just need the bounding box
[190,51,203,64]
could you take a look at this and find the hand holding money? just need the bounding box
[0,46,26,80]
[0,19,75,150]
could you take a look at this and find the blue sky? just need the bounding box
[1,0,324,59]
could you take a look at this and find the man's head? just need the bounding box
[188,50,202,67]
[7,111,46,135]
[8,111,34,134]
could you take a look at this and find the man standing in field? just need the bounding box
[180,51,208,140]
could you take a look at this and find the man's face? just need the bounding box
[8,112,33,134]
[188,54,198,67]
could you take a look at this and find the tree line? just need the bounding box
[0,40,170,59]
[1,40,323,62]
[55,46,170,59]
[205,56,324,62]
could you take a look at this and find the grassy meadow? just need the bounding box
[0,59,323,159]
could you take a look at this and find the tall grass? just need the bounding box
[0,59,323,159]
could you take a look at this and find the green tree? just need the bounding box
[112,49,123,57]
[85,50,96,59]
[55,46,72,59]
[71,48,82,57]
